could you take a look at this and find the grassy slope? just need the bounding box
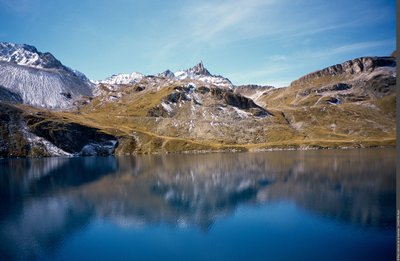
[48,82,395,154]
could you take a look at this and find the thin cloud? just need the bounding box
[183,0,278,40]
[151,0,281,62]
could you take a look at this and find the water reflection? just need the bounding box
[0,149,395,259]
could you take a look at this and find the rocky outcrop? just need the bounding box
[165,91,191,103]
[363,73,396,94]
[234,84,274,93]
[224,92,259,109]
[291,56,396,88]
[25,114,118,155]
[222,92,270,116]
[298,83,352,96]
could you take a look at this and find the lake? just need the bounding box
[0,149,396,260]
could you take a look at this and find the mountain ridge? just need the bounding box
[0,42,396,157]
[97,61,233,88]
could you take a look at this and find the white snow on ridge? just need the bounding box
[0,42,43,68]
[0,42,92,83]
[100,72,144,85]
[173,62,233,88]
[98,62,233,88]
[174,70,188,80]
[175,72,232,87]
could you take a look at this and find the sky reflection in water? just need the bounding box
[0,149,395,260]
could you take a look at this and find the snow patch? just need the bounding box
[161,102,173,113]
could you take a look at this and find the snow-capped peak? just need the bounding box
[174,61,211,80]
[0,42,91,83]
[174,61,233,88]
[0,42,94,109]
[0,42,63,69]
[100,72,144,85]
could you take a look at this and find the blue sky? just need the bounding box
[0,0,396,86]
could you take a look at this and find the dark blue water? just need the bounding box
[0,149,395,260]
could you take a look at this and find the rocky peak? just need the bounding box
[157,69,175,78]
[0,42,63,69]
[187,61,211,76]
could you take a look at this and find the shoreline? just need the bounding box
[0,143,395,159]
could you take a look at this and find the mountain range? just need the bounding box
[0,42,396,157]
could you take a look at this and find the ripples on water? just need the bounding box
[0,149,396,260]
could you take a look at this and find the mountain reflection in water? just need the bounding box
[0,149,395,260]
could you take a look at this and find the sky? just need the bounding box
[0,0,396,86]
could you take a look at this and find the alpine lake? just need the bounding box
[0,148,395,260]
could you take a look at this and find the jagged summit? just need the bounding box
[175,61,212,78]
[173,61,232,87]
[187,61,211,76]
[156,61,213,79]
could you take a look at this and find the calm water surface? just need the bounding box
[0,149,396,260]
